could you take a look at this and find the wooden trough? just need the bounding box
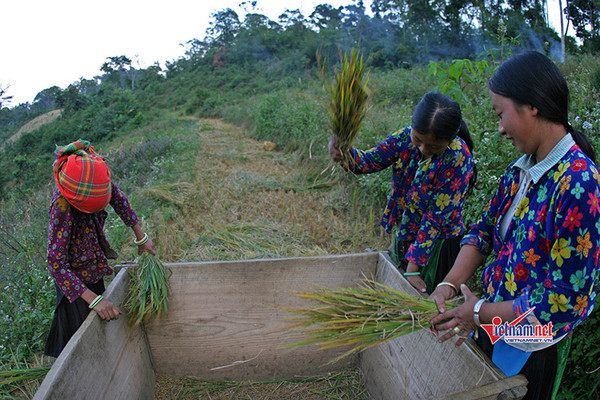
[34,252,527,399]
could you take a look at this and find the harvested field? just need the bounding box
[2,109,63,150]
[142,118,389,263]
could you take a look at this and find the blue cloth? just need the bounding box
[492,340,532,377]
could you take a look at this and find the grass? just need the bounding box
[0,357,51,399]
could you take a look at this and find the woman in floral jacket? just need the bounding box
[329,92,476,293]
[431,52,600,400]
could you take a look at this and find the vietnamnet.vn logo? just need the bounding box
[481,307,553,344]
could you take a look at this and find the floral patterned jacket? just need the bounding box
[46,183,138,302]
[462,135,600,337]
[349,127,474,266]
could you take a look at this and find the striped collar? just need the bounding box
[513,134,575,184]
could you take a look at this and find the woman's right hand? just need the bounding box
[328,135,343,162]
[429,284,457,315]
[93,299,122,321]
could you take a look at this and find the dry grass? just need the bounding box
[146,118,388,263]
[154,369,368,400]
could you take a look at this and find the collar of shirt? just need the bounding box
[512,133,575,184]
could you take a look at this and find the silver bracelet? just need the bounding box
[473,298,487,327]
[435,281,458,296]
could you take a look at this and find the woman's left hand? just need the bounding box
[406,275,427,293]
[430,284,479,346]
[138,237,156,256]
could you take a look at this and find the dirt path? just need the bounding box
[151,117,379,399]
[151,118,388,263]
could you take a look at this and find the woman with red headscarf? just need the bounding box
[44,139,155,358]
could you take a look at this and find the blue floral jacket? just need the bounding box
[462,137,600,337]
[349,127,474,266]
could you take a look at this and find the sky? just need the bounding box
[1,0,570,107]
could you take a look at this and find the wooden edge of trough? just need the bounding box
[33,268,156,400]
[35,251,528,400]
[359,253,527,400]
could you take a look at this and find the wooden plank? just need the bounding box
[438,375,528,400]
[360,253,508,400]
[144,252,380,380]
[34,269,155,400]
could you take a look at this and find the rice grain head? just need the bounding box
[283,279,459,363]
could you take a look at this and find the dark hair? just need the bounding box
[412,91,477,192]
[489,51,596,163]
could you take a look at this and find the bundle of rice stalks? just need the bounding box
[322,48,370,170]
[125,252,172,327]
[284,279,458,363]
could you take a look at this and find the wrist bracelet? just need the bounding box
[473,298,487,327]
[436,281,458,296]
[134,232,149,246]
[403,271,421,276]
[89,295,104,309]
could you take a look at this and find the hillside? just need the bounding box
[1,109,62,149]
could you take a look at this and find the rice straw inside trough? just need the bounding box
[283,279,458,363]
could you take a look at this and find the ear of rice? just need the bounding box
[283,279,458,363]
[124,252,172,327]
[323,48,370,170]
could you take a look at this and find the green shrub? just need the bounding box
[252,89,328,154]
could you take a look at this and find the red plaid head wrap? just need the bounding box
[53,139,112,213]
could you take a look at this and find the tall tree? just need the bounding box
[206,8,241,47]
[101,56,136,90]
[567,0,600,52]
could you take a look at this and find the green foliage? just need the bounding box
[185,88,222,117]
[251,89,328,153]
[557,309,600,399]
[427,58,495,108]
[0,190,54,362]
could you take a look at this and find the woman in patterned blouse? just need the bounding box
[431,52,600,400]
[44,140,155,358]
[328,92,476,293]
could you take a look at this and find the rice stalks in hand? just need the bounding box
[321,48,370,170]
[283,279,458,363]
[125,252,172,327]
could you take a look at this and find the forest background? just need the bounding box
[1,0,600,398]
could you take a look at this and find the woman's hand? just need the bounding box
[138,237,156,256]
[430,284,479,346]
[93,299,122,321]
[328,135,342,162]
[406,275,427,293]
[405,262,427,293]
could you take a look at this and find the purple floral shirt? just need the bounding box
[47,183,138,302]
